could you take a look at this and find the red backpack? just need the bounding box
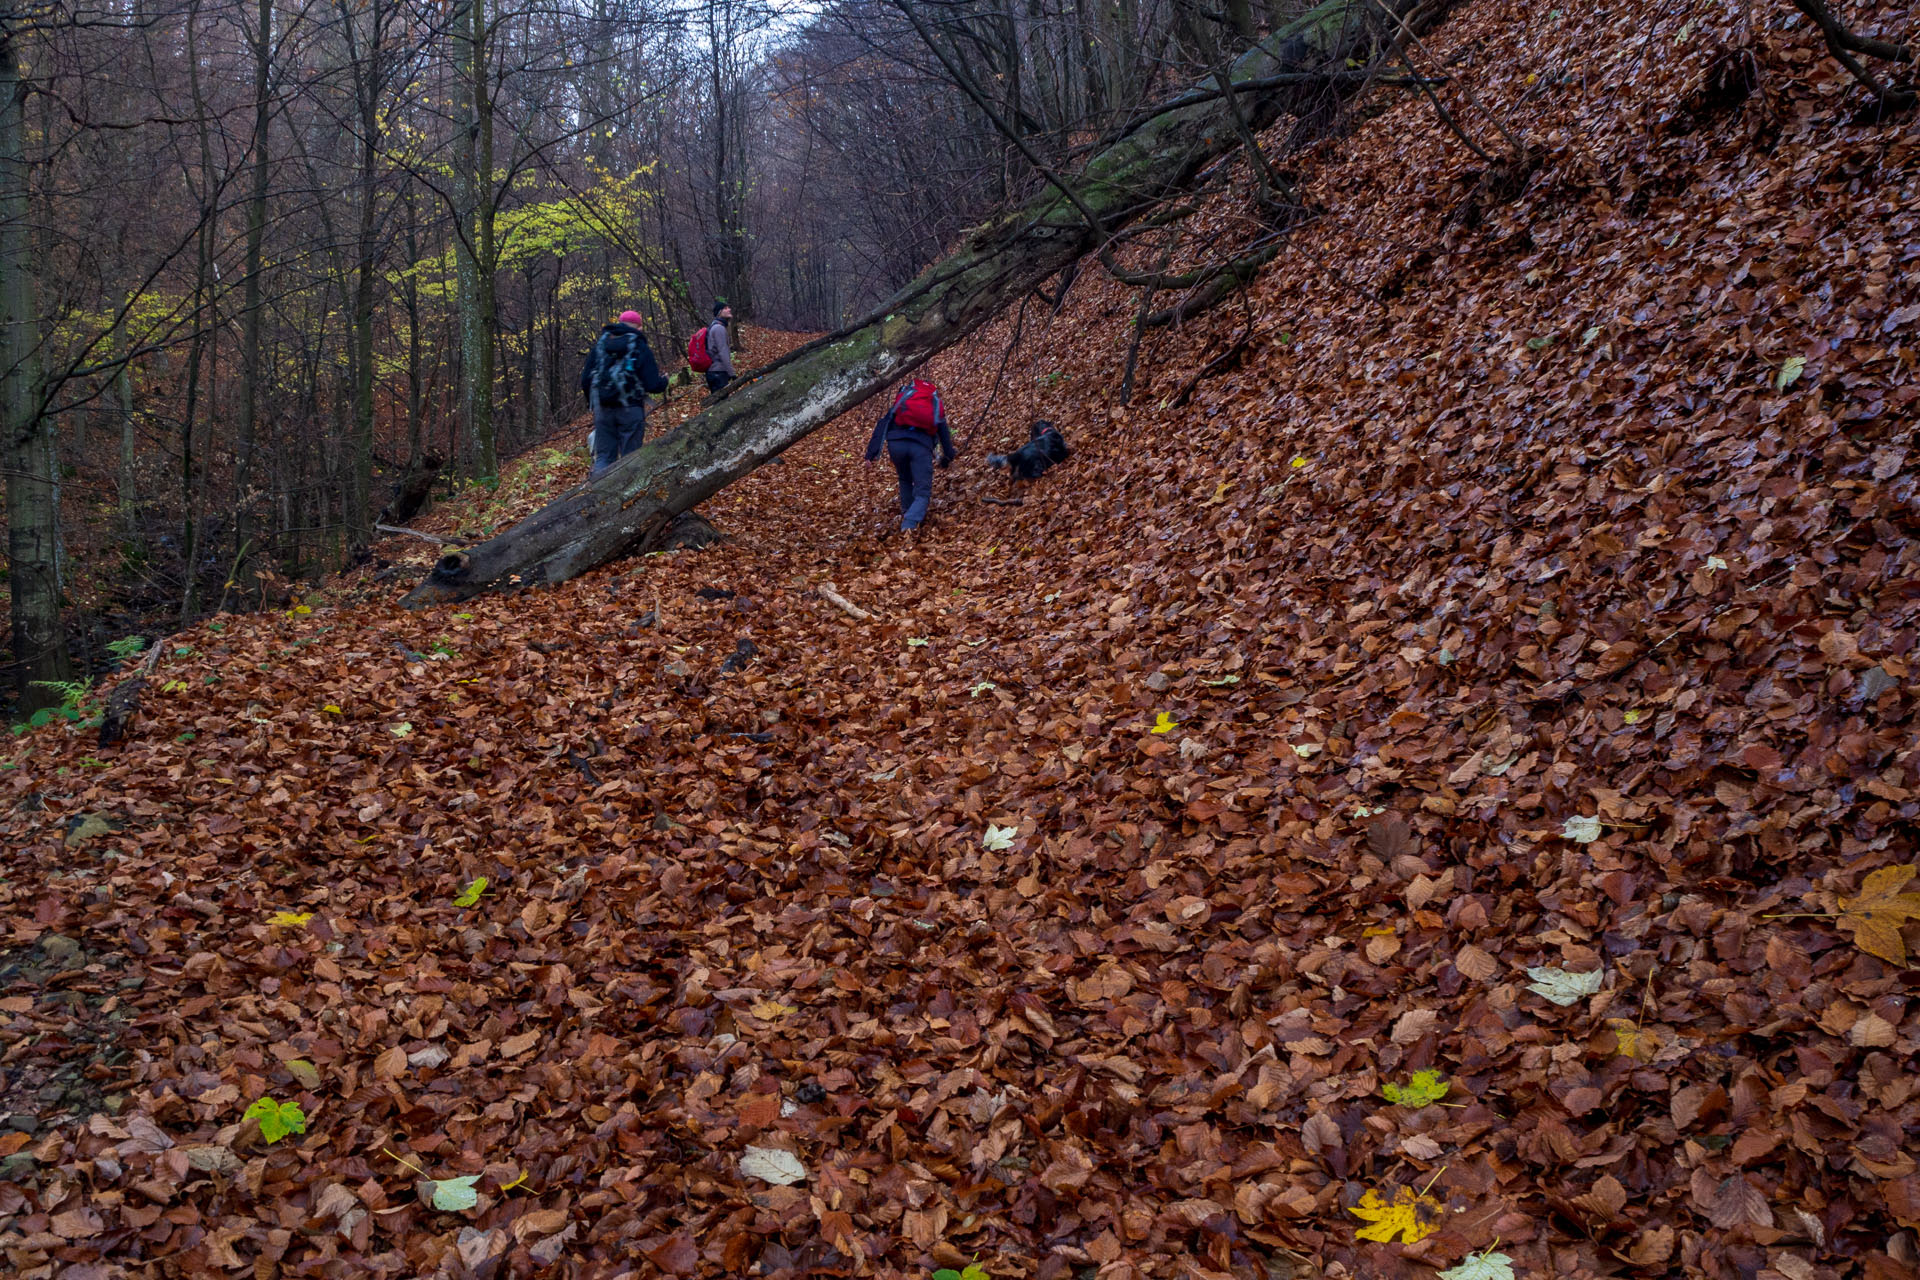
[686,326,713,373]
[893,379,940,433]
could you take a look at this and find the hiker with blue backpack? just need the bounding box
[864,376,957,534]
[579,310,669,477]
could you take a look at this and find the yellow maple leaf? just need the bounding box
[1837,865,1920,965]
[750,999,797,1020]
[1151,712,1179,734]
[1350,1186,1443,1244]
[267,911,313,928]
[1603,1017,1660,1060]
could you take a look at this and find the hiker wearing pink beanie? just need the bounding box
[578,310,668,476]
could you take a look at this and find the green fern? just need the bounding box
[18,678,99,732]
[105,635,147,662]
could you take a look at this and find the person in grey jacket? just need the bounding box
[704,302,735,393]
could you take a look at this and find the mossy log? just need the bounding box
[403,0,1430,606]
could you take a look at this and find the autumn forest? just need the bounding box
[2,0,1919,1276]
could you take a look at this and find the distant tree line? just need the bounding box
[2,0,1333,708]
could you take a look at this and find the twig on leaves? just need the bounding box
[1168,325,1255,408]
[382,1148,427,1176]
[819,583,875,622]
[376,522,463,548]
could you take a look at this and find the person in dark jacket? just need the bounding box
[864,378,956,533]
[579,311,668,477]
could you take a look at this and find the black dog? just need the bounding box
[987,420,1071,485]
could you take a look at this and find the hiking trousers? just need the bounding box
[591,399,646,476]
[887,434,935,531]
[705,370,733,394]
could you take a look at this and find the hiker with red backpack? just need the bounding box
[686,301,735,393]
[864,376,956,533]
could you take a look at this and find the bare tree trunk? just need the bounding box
[2,28,73,710]
[404,4,1419,606]
[345,0,386,553]
[179,0,217,623]
[453,0,498,484]
[115,327,136,533]
[403,192,425,474]
[704,0,754,316]
[234,0,272,604]
[526,264,547,434]
[1225,0,1256,42]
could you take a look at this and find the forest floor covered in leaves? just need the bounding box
[4,0,1920,1277]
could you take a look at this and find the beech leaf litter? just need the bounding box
[4,0,1920,1276]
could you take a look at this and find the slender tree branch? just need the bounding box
[1787,0,1914,107]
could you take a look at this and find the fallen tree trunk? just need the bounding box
[98,640,165,749]
[403,0,1434,607]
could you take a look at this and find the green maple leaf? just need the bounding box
[1439,1251,1516,1280]
[932,1266,991,1280]
[244,1097,307,1144]
[453,876,489,907]
[426,1174,481,1211]
[1382,1068,1449,1107]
